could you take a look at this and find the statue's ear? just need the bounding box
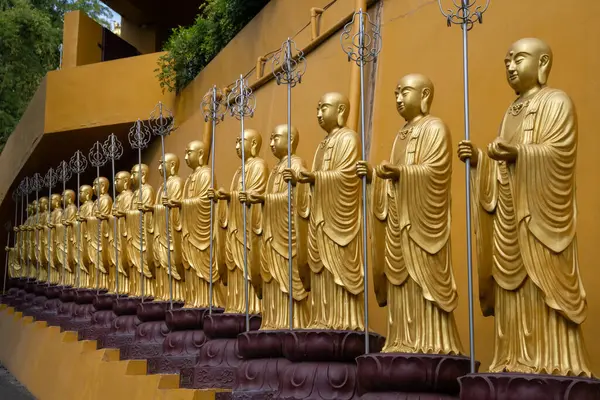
[538,54,550,86]
[420,87,431,115]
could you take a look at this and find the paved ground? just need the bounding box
[0,364,35,399]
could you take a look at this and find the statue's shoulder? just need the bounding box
[422,115,451,138]
[250,156,268,169]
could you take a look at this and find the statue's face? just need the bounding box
[115,174,129,192]
[92,180,98,196]
[51,196,60,209]
[504,42,540,95]
[395,79,422,121]
[185,145,200,169]
[40,199,48,212]
[269,127,288,159]
[235,136,252,160]
[316,96,343,133]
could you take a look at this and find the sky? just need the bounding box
[102,1,121,29]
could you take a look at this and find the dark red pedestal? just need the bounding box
[275,330,385,400]
[36,285,62,322]
[47,287,76,327]
[356,353,476,400]
[102,297,148,353]
[122,300,184,360]
[22,283,48,319]
[147,307,225,374]
[459,373,600,400]
[60,289,106,333]
[179,313,262,390]
[80,293,119,342]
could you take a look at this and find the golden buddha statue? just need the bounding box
[180,141,226,308]
[76,185,95,288]
[152,153,185,302]
[109,171,134,295]
[209,129,268,315]
[87,177,112,290]
[244,125,310,329]
[126,163,156,297]
[36,197,49,282]
[26,201,37,279]
[357,74,463,354]
[457,38,592,377]
[47,193,63,284]
[57,190,77,287]
[283,92,364,331]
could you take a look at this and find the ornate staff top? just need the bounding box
[272,38,307,87]
[44,167,58,189]
[56,160,72,183]
[19,178,29,196]
[149,102,175,138]
[11,189,18,202]
[32,173,44,193]
[128,119,152,150]
[103,133,124,161]
[438,0,490,30]
[340,9,382,67]
[202,86,228,124]
[228,76,256,120]
[70,150,88,175]
[4,221,11,232]
[89,141,108,168]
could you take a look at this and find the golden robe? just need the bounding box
[307,127,364,331]
[253,155,310,329]
[57,204,76,286]
[181,166,226,308]
[87,195,112,290]
[471,87,591,377]
[77,201,94,288]
[371,116,463,354]
[108,189,133,294]
[36,211,49,282]
[48,207,63,284]
[126,183,156,297]
[153,176,185,302]
[25,215,35,278]
[221,157,268,314]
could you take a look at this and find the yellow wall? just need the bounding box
[138,0,600,374]
[62,11,103,69]
[120,18,157,54]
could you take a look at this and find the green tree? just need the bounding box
[157,0,269,93]
[0,0,111,152]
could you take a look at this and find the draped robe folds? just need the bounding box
[108,190,133,294]
[126,184,156,297]
[371,116,463,354]
[470,87,592,377]
[87,195,112,291]
[181,166,226,308]
[77,201,94,288]
[36,211,49,282]
[252,155,310,330]
[57,204,77,286]
[222,157,268,315]
[307,127,365,331]
[153,176,185,302]
[48,207,63,284]
[26,216,35,278]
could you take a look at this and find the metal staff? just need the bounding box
[56,160,72,287]
[32,173,44,281]
[148,103,176,308]
[45,167,58,286]
[228,76,256,331]
[89,141,108,294]
[128,120,152,300]
[201,86,227,315]
[341,8,382,354]
[103,134,124,297]
[272,38,307,330]
[70,151,88,288]
[438,0,490,374]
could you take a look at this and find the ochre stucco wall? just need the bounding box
[62,11,103,69]
[135,0,600,375]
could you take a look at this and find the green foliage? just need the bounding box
[0,0,111,152]
[156,0,269,93]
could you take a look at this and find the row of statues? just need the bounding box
[6,38,592,377]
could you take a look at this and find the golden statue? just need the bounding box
[126,164,156,297]
[109,171,134,295]
[457,38,592,377]
[357,74,463,354]
[152,153,185,302]
[245,125,310,329]
[57,190,77,287]
[26,201,37,279]
[180,141,226,308]
[47,193,63,284]
[36,197,49,282]
[283,92,364,331]
[76,185,95,288]
[210,129,268,315]
[86,177,112,290]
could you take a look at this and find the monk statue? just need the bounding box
[26,201,37,279]
[357,74,464,354]
[244,124,310,329]
[19,203,33,276]
[36,197,49,282]
[76,185,94,288]
[87,177,112,291]
[457,38,592,377]
[283,92,364,331]
[126,164,156,297]
[180,140,226,308]
[151,153,185,302]
[209,129,268,315]
[57,190,77,287]
[109,171,134,295]
[47,193,63,284]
